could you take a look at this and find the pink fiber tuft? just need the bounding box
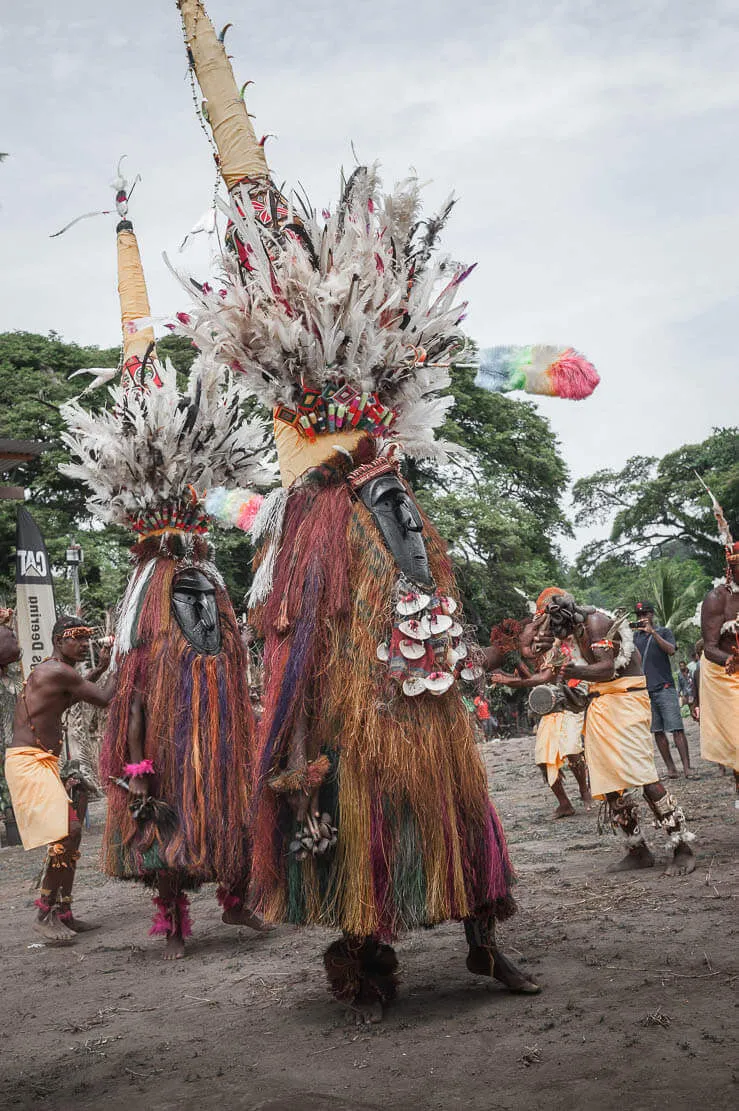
[548,349,600,400]
[34,898,52,912]
[236,495,264,532]
[176,893,193,939]
[216,885,242,911]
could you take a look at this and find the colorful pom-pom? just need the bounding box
[205,486,264,533]
[475,345,599,401]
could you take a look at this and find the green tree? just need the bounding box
[0,331,257,617]
[412,364,571,631]
[1,333,571,634]
[572,428,739,575]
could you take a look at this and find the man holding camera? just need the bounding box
[632,602,694,779]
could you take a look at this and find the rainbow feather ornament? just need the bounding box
[475,345,600,400]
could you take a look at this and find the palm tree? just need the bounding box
[641,561,703,634]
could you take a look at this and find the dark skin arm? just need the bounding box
[65,645,116,707]
[701,587,735,672]
[637,614,676,656]
[490,665,554,689]
[126,691,149,798]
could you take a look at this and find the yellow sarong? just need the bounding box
[4,747,70,850]
[534,710,584,786]
[699,656,739,771]
[584,677,658,799]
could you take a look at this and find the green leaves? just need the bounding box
[573,428,738,576]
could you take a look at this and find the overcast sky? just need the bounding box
[1,1,738,557]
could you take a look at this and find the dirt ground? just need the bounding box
[0,719,735,1111]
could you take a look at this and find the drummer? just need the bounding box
[489,589,592,818]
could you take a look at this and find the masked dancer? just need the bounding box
[171,0,602,1014]
[59,170,271,957]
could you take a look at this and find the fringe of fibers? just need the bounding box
[250,468,516,940]
[101,557,255,891]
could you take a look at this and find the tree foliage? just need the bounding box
[572,428,739,575]
[0,333,571,634]
[411,364,570,630]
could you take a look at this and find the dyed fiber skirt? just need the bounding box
[100,607,255,892]
[250,479,516,941]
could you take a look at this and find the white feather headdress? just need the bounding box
[60,356,273,535]
[166,166,472,463]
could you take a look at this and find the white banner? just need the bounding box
[15,507,57,677]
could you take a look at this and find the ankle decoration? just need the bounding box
[216,885,243,911]
[463,914,495,951]
[648,794,696,849]
[149,895,178,937]
[34,897,53,915]
[176,893,193,938]
[323,937,399,1005]
[56,894,74,923]
[124,759,155,778]
[601,790,640,837]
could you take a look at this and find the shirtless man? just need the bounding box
[5,617,116,942]
[698,542,739,803]
[488,599,592,818]
[534,595,696,877]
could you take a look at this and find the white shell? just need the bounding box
[461,665,485,681]
[437,595,458,614]
[402,677,427,697]
[399,617,431,641]
[454,641,468,660]
[448,621,464,638]
[396,591,431,616]
[424,672,455,694]
[376,642,389,662]
[427,612,453,635]
[400,638,427,660]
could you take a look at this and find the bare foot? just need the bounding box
[666,770,679,780]
[32,911,76,944]
[663,842,696,877]
[62,916,101,933]
[221,907,275,932]
[466,946,541,994]
[552,803,576,819]
[581,794,594,812]
[606,845,655,873]
[163,933,186,960]
[349,999,384,1025]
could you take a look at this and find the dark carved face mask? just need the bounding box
[545,596,584,639]
[358,474,434,589]
[171,568,222,654]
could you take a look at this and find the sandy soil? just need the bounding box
[0,720,735,1111]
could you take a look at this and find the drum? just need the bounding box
[528,683,566,716]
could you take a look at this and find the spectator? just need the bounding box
[676,660,695,709]
[633,601,695,778]
[473,694,495,740]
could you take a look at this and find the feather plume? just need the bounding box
[60,356,274,533]
[166,167,472,461]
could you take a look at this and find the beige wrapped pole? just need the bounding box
[117,221,158,386]
[178,0,269,189]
